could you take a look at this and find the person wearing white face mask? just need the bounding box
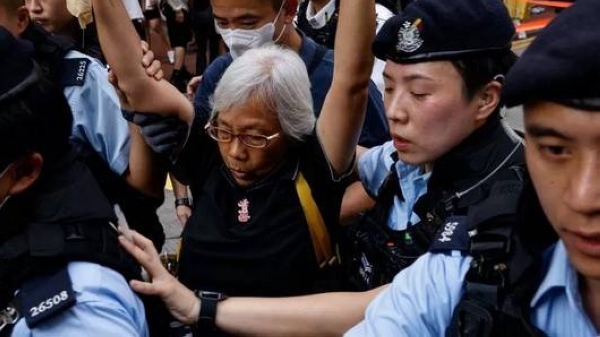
[191,0,389,149]
[215,0,288,59]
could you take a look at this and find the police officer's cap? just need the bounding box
[373,0,515,63]
[0,26,38,104]
[503,0,600,110]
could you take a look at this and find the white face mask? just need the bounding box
[216,0,288,59]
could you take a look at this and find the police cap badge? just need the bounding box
[373,0,515,63]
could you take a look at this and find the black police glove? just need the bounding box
[132,113,189,156]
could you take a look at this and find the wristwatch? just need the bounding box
[195,291,228,332]
[175,197,191,207]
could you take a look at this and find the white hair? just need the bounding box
[210,44,315,142]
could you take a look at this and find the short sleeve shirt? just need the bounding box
[358,141,431,230]
[345,241,599,336]
[173,126,351,296]
[63,51,130,176]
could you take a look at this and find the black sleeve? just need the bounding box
[298,133,354,231]
[171,119,219,188]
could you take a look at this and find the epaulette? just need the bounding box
[19,266,76,328]
[60,58,91,87]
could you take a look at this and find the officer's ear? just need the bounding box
[474,80,502,123]
[7,153,43,196]
[14,6,30,36]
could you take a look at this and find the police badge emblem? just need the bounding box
[396,18,424,53]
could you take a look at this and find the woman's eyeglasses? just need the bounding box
[204,123,280,149]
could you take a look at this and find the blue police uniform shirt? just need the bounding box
[63,50,130,175]
[193,32,389,147]
[12,262,148,337]
[345,241,598,336]
[358,141,431,230]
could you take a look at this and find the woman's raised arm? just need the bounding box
[317,0,376,175]
[91,0,194,124]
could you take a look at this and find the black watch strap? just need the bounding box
[195,291,228,331]
[175,197,191,207]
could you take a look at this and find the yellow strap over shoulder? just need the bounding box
[295,171,336,268]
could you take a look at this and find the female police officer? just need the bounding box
[346,0,600,334]
[340,0,525,290]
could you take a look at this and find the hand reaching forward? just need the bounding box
[119,231,199,325]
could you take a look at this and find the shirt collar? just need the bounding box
[428,118,523,194]
[305,0,337,29]
[530,241,579,308]
[383,146,430,202]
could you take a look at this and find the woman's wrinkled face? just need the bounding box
[383,60,482,166]
[213,96,289,187]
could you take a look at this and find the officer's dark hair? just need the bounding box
[450,49,517,112]
[0,68,73,169]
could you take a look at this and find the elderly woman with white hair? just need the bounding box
[91,0,376,300]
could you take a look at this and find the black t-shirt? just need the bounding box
[173,126,350,296]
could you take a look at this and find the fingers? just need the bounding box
[141,40,150,54]
[130,279,162,296]
[150,61,164,81]
[140,44,164,81]
[145,59,164,81]
[141,49,155,68]
[177,209,190,226]
[186,75,202,97]
[119,231,164,277]
[119,235,149,270]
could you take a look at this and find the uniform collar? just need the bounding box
[428,118,523,195]
[305,0,337,29]
[383,148,430,203]
[531,241,580,309]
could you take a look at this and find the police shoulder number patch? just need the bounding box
[429,216,470,253]
[20,266,76,327]
[60,58,91,87]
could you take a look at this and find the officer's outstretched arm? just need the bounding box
[91,0,194,125]
[119,230,387,336]
[317,0,376,176]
